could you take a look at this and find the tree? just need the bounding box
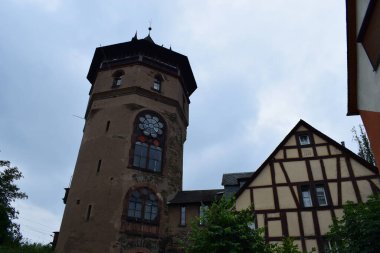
[184,197,271,253]
[184,197,311,253]
[0,160,28,246]
[272,238,307,253]
[326,194,380,253]
[0,242,52,253]
[352,125,376,166]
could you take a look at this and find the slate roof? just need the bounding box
[221,172,254,186]
[168,189,223,205]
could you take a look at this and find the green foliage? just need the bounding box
[0,242,52,253]
[352,125,376,166]
[184,197,313,253]
[326,194,380,253]
[0,160,28,246]
[272,238,302,253]
[184,197,271,253]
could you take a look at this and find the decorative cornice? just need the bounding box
[85,86,189,127]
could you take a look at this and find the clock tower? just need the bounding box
[55,32,197,253]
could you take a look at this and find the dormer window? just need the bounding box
[152,74,163,92]
[112,70,125,87]
[299,134,311,145]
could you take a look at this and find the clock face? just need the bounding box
[138,114,164,138]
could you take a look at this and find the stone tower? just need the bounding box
[55,33,197,253]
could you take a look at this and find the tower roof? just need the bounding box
[87,35,197,96]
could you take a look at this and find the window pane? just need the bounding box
[128,193,142,219]
[113,77,122,86]
[128,209,134,217]
[199,205,208,218]
[148,146,162,172]
[133,142,148,168]
[180,206,186,226]
[301,186,313,207]
[316,185,328,206]
[199,205,208,225]
[153,80,161,91]
[299,135,311,145]
[144,199,158,222]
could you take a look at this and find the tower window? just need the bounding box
[152,74,163,92]
[126,188,158,223]
[131,112,165,173]
[112,70,125,87]
[96,159,102,173]
[86,205,92,221]
[105,121,110,132]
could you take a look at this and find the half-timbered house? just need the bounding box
[235,119,380,253]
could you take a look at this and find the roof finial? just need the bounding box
[143,21,155,44]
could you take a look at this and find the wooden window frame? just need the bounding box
[296,131,314,147]
[299,183,329,209]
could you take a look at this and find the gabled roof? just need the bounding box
[168,189,223,205]
[222,172,253,186]
[235,119,379,198]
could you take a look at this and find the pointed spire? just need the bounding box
[131,31,138,41]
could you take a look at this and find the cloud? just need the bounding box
[0,0,364,244]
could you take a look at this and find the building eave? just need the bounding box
[346,0,359,116]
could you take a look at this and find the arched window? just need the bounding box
[126,188,158,223]
[112,70,125,87]
[132,112,165,172]
[152,74,163,92]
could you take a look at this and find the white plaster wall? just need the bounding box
[356,0,380,112]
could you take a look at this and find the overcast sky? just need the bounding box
[0,0,362,244]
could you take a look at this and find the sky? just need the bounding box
[0,0,363,244]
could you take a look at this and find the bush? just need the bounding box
[0,242,52,253]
